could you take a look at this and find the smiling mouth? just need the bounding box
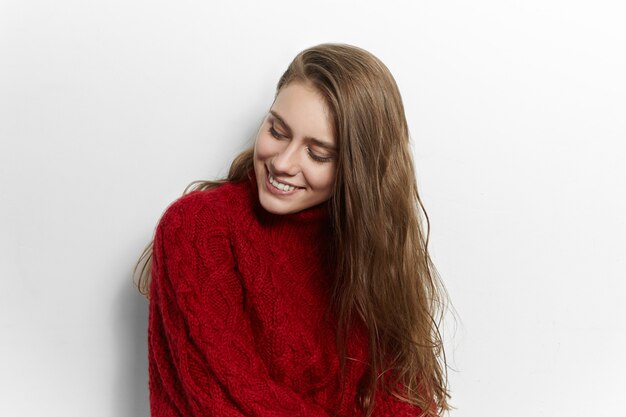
[268,173,300,192]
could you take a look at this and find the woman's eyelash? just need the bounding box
[269,126,285,139]
[307,148,334,163]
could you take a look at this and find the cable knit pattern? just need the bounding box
[148,177,424,416]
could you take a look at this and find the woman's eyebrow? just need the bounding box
[269,110,336,151]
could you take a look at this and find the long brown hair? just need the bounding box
[135,43,450,416]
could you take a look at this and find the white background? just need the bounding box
[1,1,625,416]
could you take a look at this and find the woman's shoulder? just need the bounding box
[156,180,254,236]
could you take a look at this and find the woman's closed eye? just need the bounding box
[269,125,287,140]
[307,147,334,163]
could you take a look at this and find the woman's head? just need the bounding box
[254,43,413,218]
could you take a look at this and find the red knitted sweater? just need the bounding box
[148,176,425,416]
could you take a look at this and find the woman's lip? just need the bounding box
[265,171,300,195]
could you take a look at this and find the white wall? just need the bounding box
[1,1,624,416]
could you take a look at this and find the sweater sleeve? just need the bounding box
[148,194,331,417]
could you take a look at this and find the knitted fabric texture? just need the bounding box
[148,177,424,416]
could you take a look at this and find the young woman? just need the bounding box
[136,43,450,417]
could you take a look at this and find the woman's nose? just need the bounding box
[271,141,301,176]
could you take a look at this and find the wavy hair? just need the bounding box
[135,43,450,416]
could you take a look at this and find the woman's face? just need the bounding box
[254,81,337,215]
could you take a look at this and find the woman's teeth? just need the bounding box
[269,174,296,192]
